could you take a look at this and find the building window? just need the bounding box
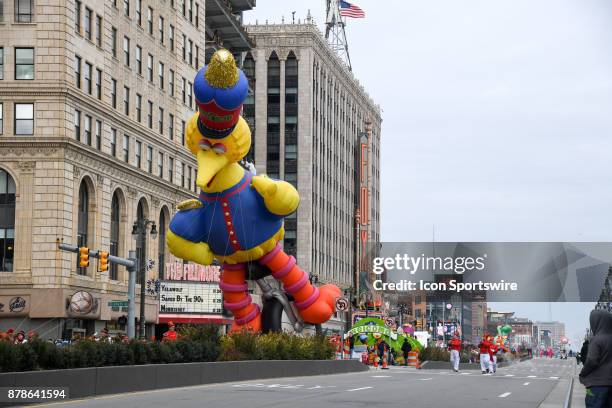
[74,109,81,141]
[169,69,174,96]
[181,120,185,145]
[182,0,186,16]
[135,0,141,25]
[147,100,153,128]
[75,0,81,32]
[135,140,141,168]
[182,34,186,60]
[15,47,34,80]
[84,8,92,40]
[84,115,91,145]
[123,86,129,116]
[266,52,280,178]
[111,27,117,58]
[95,68,102,99]
[123,0,129,16]
[0,103,2,134]
[195,3,199,27]
[181,162,185,187]
[15,0,33,23]
[147,6,153,35]
[187,81,193,108]
[84,62,92,94]
[14,103,33,135]
[123,36,130,67]
[158,62,164,89]
[136,93,142,122]
[169,25,174,51]
[111,78,117,108]
[147,146,152,173]
[168,113,174,140]
[76,181,89,275]
[158,16,164,44]
[0,48,3,80]
[158,107,164,134]
[188,39,193,66]
[95,15,102,47]
[0,169,16,272]
[181,77,186,104]
[111,128,117,156]
[123,134,129,162]
[95,120,102,150]
[186,166,192,190]
[136,45,142,75]
[110,192,121,280]
[168,157,174,183]
[147,54,153,82]
[158,151,164,177]
[74,55,81,88]
[188,0,193,22]
[195,45,199,68]
[158,210,167,279]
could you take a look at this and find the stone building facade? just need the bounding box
[244,21,382,332]
[0,0,253,339]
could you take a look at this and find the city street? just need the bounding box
[37,358,578,408]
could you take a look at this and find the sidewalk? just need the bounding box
[571,377,586,408]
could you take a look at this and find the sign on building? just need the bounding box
[159,281,223,314]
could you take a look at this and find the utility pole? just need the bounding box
[131,219,157,339]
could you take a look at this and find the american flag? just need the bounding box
[339,1,366,18]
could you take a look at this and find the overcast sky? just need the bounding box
[246,1,612,346]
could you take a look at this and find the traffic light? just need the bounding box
[99,251,109,272]
[79,247,89,268]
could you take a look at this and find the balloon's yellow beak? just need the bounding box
[196,149,229,190]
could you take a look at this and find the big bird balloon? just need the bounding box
[167,49,341,332]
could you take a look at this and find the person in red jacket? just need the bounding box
[489,342,500,374]
[478,334,493,374]
[162,321,178,342]
[448,332,462,372]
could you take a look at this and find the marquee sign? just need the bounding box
[345,323,397,340]
[159,281,223,314]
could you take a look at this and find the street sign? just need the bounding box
[108,300,128,307]
[385,317,395,327]
[335,297,349,312]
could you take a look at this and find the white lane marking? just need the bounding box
[523,382,530,386]
[498,392,512,398]
[347,387,373,392]
[371,375,391,378]
[420,378,433,381]
[461,372,471,375]
[528,375,537,378]
[307,386,322,390]
[505,374,514,377]
[550,376,559,379]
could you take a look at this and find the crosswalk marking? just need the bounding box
[523,382,530,386]
[498,392,512,398]
[347,387,373,392]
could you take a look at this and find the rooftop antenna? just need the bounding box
[292,11,296,24]
[325,0,352,70]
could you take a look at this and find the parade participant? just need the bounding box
[162,321,178,342]
[401,337,412,366]
[579,310,612,408]
[489,341,500,374]
[27,330,37,342]
[448,332,462,372]
[99,327,111,343]
[478,334,492,374]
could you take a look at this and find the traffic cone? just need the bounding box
[374,355,379,368]
[382,350,389,369]
[416,358,421,369]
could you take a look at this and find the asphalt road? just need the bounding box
[33,358,577,408]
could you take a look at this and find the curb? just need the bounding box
[0,360,367,405]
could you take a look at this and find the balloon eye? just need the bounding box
[212,143,227,154]
[199,139,212,150]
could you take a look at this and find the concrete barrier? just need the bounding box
[0,360,367,404]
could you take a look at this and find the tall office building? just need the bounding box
[0,0,253,338]
[243,20,382,331]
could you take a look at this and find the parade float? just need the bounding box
[344,317,421,364]
[166,49,340,333]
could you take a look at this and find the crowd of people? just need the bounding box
[0,321,180,346]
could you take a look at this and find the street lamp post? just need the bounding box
[132,218,157,340]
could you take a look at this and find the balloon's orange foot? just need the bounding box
[230,314,262,334]
[298,284,341,324]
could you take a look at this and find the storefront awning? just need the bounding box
[159,314,233,325]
